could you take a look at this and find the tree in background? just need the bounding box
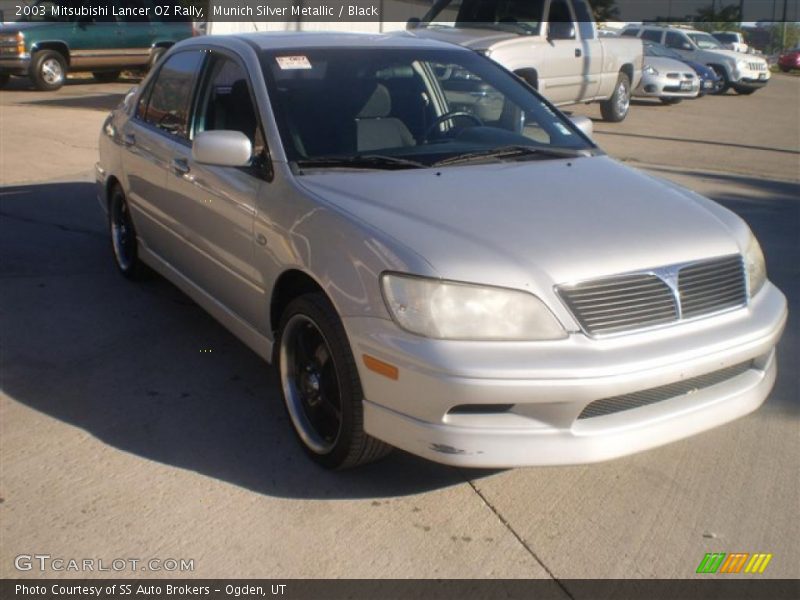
[589,0,619,21]
[691,4,742,32]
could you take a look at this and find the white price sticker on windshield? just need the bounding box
[276,55,312,70]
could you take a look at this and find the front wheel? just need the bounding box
[599,72,631,122]
[30,50,67,91]
[779,65,791,73]
[276,293,392,469]
[733,86,758,95]
[0,73,10,89]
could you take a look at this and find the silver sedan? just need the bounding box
[635,55,701,104]
[96,32,787,469]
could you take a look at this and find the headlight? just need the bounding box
[643,65,658,76]
[381,274,566,341]
[744,231,766,297]
[736,59,748,72]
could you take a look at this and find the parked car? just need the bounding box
[712,31,749,54]
[0,0,193,91]
[642,41,723,97]
[409,0,643,122]
[97,33,787,469]
[777,46,800,72]
[636,41,701,104]
[621,24,769,94]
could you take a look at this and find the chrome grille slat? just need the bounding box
[577,361,754,419]
[558,255,747,336]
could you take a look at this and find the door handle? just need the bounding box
[171,158,190,175]
[575,48,582,58]
[122,133,135,147]
[255,233,268,247]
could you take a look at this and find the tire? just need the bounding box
[599,72,631,122]
[659,97,683,105]
[31,50,67,91]
[148,47,166,72]
[93,71,121,83]
[733,86,758,95]
[709,66,730,94]
[108,186,147,280]
[0,73,9,89]
[276,293,392,469]
[779,66,790,73]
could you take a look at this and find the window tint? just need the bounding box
[571,0,595,40]
[143,50,204,139]
[641,29,663,43]
[665,31,689,49]
[620,28,639,37]
[547,0,574,39]
[195,55,266,164]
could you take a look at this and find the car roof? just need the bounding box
[222,31,462,52]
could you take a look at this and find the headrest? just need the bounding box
[357,84,391,119]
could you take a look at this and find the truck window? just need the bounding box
[547,0,575,39]
[665,31,689,50]
[570,0,596,40]
[429,0,546,36]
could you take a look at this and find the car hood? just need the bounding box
[645,56,692,72]
[699,48,759,62]
[296,156,743,290]
[411,26,520,50]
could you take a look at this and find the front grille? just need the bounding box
[558,274,678,336]
[577,361,753,419]
[558,255,746,336]
[678,255,747,318]
[748,62,767,71]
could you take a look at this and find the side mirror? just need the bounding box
[682,43,692,51]
[192,130,252,167]
[406,17,421,30]
[548,22,575,41]
[569,115,593,138]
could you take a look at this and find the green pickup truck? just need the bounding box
[0,0,194,90]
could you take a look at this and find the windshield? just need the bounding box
[423,0,545,36]
[261,47,594,169]
[644,42,683,60]
[713,33,737,43]
[688,33,723,49]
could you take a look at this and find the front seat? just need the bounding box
[355,83,416,153]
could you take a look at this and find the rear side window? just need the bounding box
[641,30,663,43]
[665,31,689,49]
[142,50,205,139]
[571,0,595,40]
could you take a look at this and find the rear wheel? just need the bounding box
[599,72,631,122]
[660,97,683,105]
[93,71,121,83]
[30,50,67,91]
[108,186,147,280]
[276,293,392,469]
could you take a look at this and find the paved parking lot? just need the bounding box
[1,72,798,585]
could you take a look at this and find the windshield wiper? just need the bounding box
[433,145,588,167]
[294,154,426,171]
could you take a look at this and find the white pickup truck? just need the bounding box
[409,0,643,122]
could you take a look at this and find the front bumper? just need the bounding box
[635,73,700,99]
[0,55,31,76]
[347,283,787,467]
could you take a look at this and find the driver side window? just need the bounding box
[141,50,204,139]
[665,31,688,50]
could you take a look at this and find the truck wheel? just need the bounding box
[733,86,757,95]
[31,50,67,91]
[600,72,630,122]
[779,65,790,73]
[93,71,121,83]
[276,293,392,470]
[660,97,682,105]
[709,66,730,94]
[0,73,9,89]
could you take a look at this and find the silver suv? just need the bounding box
[621,25,769,95]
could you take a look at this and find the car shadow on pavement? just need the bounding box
[3,75,140,92]
[0,182,488,500]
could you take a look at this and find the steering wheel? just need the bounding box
[423,111,484,142]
